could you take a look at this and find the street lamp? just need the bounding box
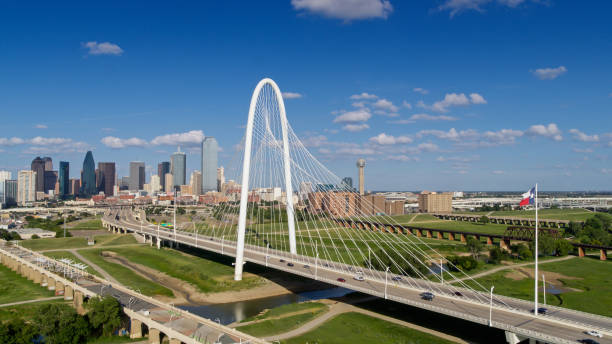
[440,259,444,284]
[489,285,495,326]
[542,274,546,306]
[384,266,390,299]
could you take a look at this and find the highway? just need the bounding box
[105,208,612,344]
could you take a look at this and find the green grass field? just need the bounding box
[466,257,612,316]
[69,217,104,230]
[0,264,56,304]
[0,299,67,322]
[76,248,173,297]
[42,251,103,277]
[241,302,328,323]
[19,234,135,251]
[282,312,456,344]
[99,235,138,247]
[237,303,329,337]
[100,246,264,293]
[407,220,509,235]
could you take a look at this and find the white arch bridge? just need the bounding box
[104,78,611,344]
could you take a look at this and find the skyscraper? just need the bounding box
[171,147,186,190]
[42,157,53,171]
[3,179,17,207]
[158,162,170,191]
[81,151,96,197]
[201,137,218,193]
[341,177,353,191]
[59,162,69,198]
[129,162,145,191]
[190,171,202,196]
[98,162,116,196]
[217,166,225,192]
[18,170,36,205]
[0,171,11,208]
[69,179,80,195]
[31,157,45,193]
[44,171,57,193]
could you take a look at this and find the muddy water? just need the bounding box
[179,287,352,325]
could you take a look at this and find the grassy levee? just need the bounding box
[99,235,138,247]
[282,312,456,344]
[241,302,328,323]
[405,220,509,235]
[69,217,104,230]
[465,257,612,317]
[237,310,328,337]
[77,248,173,297]
[0,264,56,304]
[0,299,67,322]
[99,246,264,293]
[43,250,103,278]
[21,237,89,251]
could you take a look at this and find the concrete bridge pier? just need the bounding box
[73,291,85,314]
[487,237,494,245]
[41,274,48,287]
[33,269,42,284]
[56,281,64,295]
[448,233,455,241]
[500,239,511,252]
[169,339,181,344]
[130,318,143,339]
[149,328,161,344]
[504,331,537,344]
[436,232,443,239]
[47,276,56,290]
[578,246,585,257]
[156,237,161,249]
[64,285,74,301]
[460,234,467,243]
[601,249,608,260]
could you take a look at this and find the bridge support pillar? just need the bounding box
[416,230,422,237]
[487,237,493,245]
[601,249,608,261]
[149,328,161,344]
[448,233,455,241]
[64,285,74,301]
[130,318,143,338]
[47,276,56,290]
[41,274,48,287]
[56,281,64,296]
[156,237,161,249]
[578,246,585,257]
[504,331,530,344]
[460,234,467,243]
[426,230,432,238]
[73,291,85,314]
[500,239,510,252]
[436,231,443,240]
[169,339,181,344]
[33,270,42,284]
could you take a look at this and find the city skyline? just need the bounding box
[0,2,611,190]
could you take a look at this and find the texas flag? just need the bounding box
[519,187,535,206]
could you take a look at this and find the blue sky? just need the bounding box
[0,0,611,191]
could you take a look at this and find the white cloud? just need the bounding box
[525,123,562,141]
[150,130,205,146]
[369,133,412,145]
[417,128,479,141]
[413,87,429,95]
[29,137,73,146]
[373,98,399,113]
[83,41,123,56]
[438,0,531,17]
[402,100,412,109]
[492,170,505,175]
[469,93,487,104]
[351,101,367,108]
[302,135,328,147]
[609,92,612,98]
[389,119,415,125]
[482,129,524,145]
[333,109,371,123]
[342,123,370,132]
[386,155,419,162]
[336,147,377,155]
[532,66,567,80]
[417,142,439,152]
[291,0,393,21]
[350,92,378,100]
[34,124,47,129]
[0,137,26,146]
[282,92,303,99]
[101,136,148,149]
[569,129,599,142]
[437,155,479,162]
[409,113,457,121]
[573,148,593,153]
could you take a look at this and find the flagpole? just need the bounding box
[534,183,539,316]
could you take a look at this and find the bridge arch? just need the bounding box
[234,78,297,281]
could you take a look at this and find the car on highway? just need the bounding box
[530,307,548,315]
[420,292,435,301]
[337,277,346,282]
[280,259,285,263]
[303,264,309,268]
[287,263,294,267]
[578,339,600,344]
[391,276,402,281]
[353,275,365,281]
[454,291,463,297]
[585,330,603,338]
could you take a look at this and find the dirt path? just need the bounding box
[70,249,122,285]
[230,306,326,327]
[451,255,576,282]
[263,300,469,343]
[0,296,65,308]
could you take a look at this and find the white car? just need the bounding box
[585,330,603,338]
[353,275,365,281]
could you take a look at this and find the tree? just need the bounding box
[34,303,90,344]
[530,233,556,256]
[0,319,37,344]
[86,296,122,337]
[488,247,504,264]
[478,215,490,225]
[31,234,40,239]
[517,244,533,260]
[177,207,186,215]
[447,255,479,271]
[555,239,574,256]
[566,221,582,237]
[466,238,483,259]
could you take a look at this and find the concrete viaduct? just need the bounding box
[0,240,267,344]
[430,213,578,228]
[332,219,609,261]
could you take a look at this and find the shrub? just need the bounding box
[488,247,504,264]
